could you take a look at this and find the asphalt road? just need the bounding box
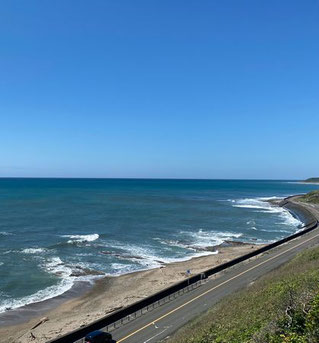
[110,202,319,343]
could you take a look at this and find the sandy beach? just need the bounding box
[0,243,263,343]
[1,192,313,343]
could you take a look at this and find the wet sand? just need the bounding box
[0,243,262,343]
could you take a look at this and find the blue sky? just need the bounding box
[0,1,318,179]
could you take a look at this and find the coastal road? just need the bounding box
[110,204,319,343]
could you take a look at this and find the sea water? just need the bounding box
[0,178,318,313]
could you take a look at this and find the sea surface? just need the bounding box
[0,178,318,313]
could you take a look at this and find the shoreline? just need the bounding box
[0,195,314,343]
[268,196,315,227]
[0,243,240,325]
[1,243,263,343]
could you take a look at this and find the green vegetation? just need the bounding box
[297,191,319,204]
[303,178,319,183]
[168,247,319,343]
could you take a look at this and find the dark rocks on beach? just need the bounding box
[100,250,124,258]
[181,240,255,254]
[100,250,144,260]
[31,316,49,330]
[123,255,144,260]
[69,266,104,277]
[186,245,218,252]
[204,246,219,253]
[267,199,282,206]
[54,271,65,277]
[191,246,209,252]
[220,240,253,247]
[100,250,113,255]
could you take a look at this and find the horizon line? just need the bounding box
[0,177,303,181]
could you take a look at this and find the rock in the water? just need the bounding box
[221,240,252,247]
[69,266,104,277]
[100,250,144,261]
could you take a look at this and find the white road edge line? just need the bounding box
[143,327,169,343]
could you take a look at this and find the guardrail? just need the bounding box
[48,202,318,343]
[74,278,206,343]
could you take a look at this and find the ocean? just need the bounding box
[0,178,318,313]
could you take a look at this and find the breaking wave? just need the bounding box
[0,231,13,236]
[154,230,242,252]
[21,248,47,254]
[0,278,74,313]
[0,256,104,313]
[62,234,100,244]
[0,256,74,313]
[233,197,302,228]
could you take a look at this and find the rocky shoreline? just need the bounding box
[0,242,263,343]
[1,195,315,343]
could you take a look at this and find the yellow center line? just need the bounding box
[117,231,319,343]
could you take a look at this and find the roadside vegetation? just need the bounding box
[167,246,319,343]
[297,190,319,204]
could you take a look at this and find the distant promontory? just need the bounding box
[303,177,319,183]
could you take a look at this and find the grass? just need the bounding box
[167,246,319,343]
[297,190,319,204]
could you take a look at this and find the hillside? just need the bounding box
[297,190,319,204]
[167,246,319,343]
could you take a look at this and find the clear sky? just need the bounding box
[0,1,318,179]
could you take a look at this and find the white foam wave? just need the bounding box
[0,277,74,313]
[233,197,302,228]
[62,234,99,244]
[180,229,242,248]
[103,242,164,269]
[259,228,291,233]
[155,230,243,251]
[45,257,102,284]
[279,213,302,227]
[108,248,218,276]
[0,256,75,313]
[75,253,94,257]
[22,248,47,254]
[43,257,73,277]
[153,238,197,251]
[3,257,103,312]
[0,231,13,236]
[151,250,218,265]
[235,204,270,209]
[258,196,284,201]
[110,263,140,276]
[233,198,283,212]
[100,238,220,276]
